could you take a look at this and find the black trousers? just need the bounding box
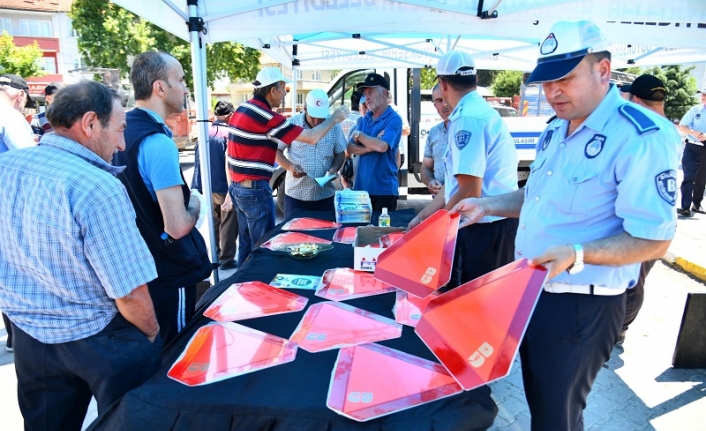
[13,314,161,431]
[2,312,12,348]
[284,195,335,219]
[622,259,657,333]
[680,142,705,209]
[448,217,519,288]
[148,285,196,346]
[369,195,398,212]
[520,291,625,431]
[693,142,706,208]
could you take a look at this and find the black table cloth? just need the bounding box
[88,209,498,431]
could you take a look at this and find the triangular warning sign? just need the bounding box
[374,210,459,298]
[327,343,462,422]
[203,281,308,322]
[281,217,341,231]
[316,268,396,301]
[290,302,402,353]
[167,322,298,387]
[415,258,547,390]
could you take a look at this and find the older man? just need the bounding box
[0,81,161,431]
[115,51,212,344]
[0,73,35,153]
[349,73,403,211]
[452,21,679,430]
[225,67,348,266]
[278,89,347,218]
[420,83,452,196]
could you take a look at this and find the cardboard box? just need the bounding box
[354,226,405,272]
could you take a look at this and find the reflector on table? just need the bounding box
[327,343,462,422]
[270,274,321,290]
[281,217,341,231]
[374,210,459,298]
[167,322,298,386]
[290,302,402,353]
[260,232,331,251]
[316,268,396,301]
[380,232,405,248]
[393,290,440,327]
[332,227,358,244]
[203,281,308,322]
[415,258,547,391]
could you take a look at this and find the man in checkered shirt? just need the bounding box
[278,89,347,218]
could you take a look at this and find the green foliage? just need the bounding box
[420,68,436,90]
[69,0,260,89]
[643,65,697,121]
[616,66,643,75]
[491,70,523,97]
[476,70,499,88]
[0,32,46,78]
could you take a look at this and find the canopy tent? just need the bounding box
[110,0,706,281]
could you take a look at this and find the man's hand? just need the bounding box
[222,193,234,212]
[189,189,202,214]
[529,244,576,280]
[331,106,350,123]
[428,179,443,195]
[407,215,422,231]
[326,168,339,177]
[147,329,160,344]
[290,163,306,178]
[449,198,487,228]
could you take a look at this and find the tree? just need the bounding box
[643,65,697,121]
[420,68,436,90]
[0,32,46,78]
[491,70,523,97]
[616,66,643,75]
[476,70,499,88]
[69,0,260,89]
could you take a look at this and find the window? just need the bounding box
[297,92,303,105]
[18,19,52,37]
[295,70,303,79]
[38,57,56,74]
[312,71,321,81]
[72,57,84,70]
[241,93,250,103]
[0,18,11,35]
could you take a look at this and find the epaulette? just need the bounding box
[545,115,557,124]
[618,104,659,135]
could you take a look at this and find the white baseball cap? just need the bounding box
[253,67,292,88]
[305,89,330,119]
[526,20,609,84]
[435,50,476,77]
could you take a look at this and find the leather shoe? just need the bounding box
[677,208,693,217]
[691,205,706,214]
[219,260,237,270]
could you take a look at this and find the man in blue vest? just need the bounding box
[116,51,212,344]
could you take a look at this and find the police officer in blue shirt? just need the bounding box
[451,21,678,431]
[677,89,706,216]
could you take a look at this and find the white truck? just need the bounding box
[270,68,550,210]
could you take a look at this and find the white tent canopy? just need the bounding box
[110,0,706,280]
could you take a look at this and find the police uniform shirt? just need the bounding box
[515,85,679,289]
[444,90,518,223]
[679,103,706,142]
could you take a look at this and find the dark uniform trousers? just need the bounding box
[520,291,625,431]
[148,285,196,346]
[622,259,657,334]
[680,141,706,210]
[13,314,162,431]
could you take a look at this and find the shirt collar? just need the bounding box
[135,107,173,138]
[367,105,394,122]
[449,90,481,121]
[576,84,622,134]
[39,133,125,176]
[252,95,272,109]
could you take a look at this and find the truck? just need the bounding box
[269,68,550,212]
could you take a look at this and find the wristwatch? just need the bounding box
[353,131,361,143]
[568,243,584,275]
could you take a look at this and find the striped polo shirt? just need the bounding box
[227,96,304,182]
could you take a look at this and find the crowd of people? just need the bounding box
[0,17,704,431]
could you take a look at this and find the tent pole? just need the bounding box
[291,44,298,115]
[187,0,219,284]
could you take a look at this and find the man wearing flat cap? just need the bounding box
[31,82,65,136]
[0,73,35,153]
[192,100,239,270]
[677,87,706,217]
[225,67,349,267]
[451,21,680,430]
[348,73,403,211]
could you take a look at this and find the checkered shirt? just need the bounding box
[0,134,157,344]
[280,112,347,201]
[424,121,449,183]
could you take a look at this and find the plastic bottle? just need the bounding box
[378,207,390,227]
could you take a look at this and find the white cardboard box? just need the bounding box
[353,226,405,272]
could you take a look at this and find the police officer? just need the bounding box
[677,88,706,216]
[451,21,679,431]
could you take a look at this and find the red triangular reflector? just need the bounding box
[281,217,341,231]
[167,322,298,386]
[290,302,402,352]
[392,290,441,327]
[260,232,331,251]
[316,268,396,301]
[327,343,462,422]
[374,210,459,298]
[332,227,358,244]
[203,281,308,322]
[415,258,547,390]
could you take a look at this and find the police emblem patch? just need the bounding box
[455,131,471,150]
[697,113,702,120]
[541,130,553,151]
[540,33,558,55]
[655,170,677,206]
[584,134,606,159]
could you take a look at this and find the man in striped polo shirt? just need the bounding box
[224,67,349,266]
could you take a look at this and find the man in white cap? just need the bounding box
[408,50,519,288]
[278,89,347,218]
[225,67,348,266]
[451,21,679,430]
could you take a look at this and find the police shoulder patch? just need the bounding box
[655,169,677,206]
[618,104,659,135]
[455,131,471,150]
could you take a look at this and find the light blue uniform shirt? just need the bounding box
[516,85,679,289]
[135,108,183,201]
[444,90,518,223]
[679,103,706,142]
